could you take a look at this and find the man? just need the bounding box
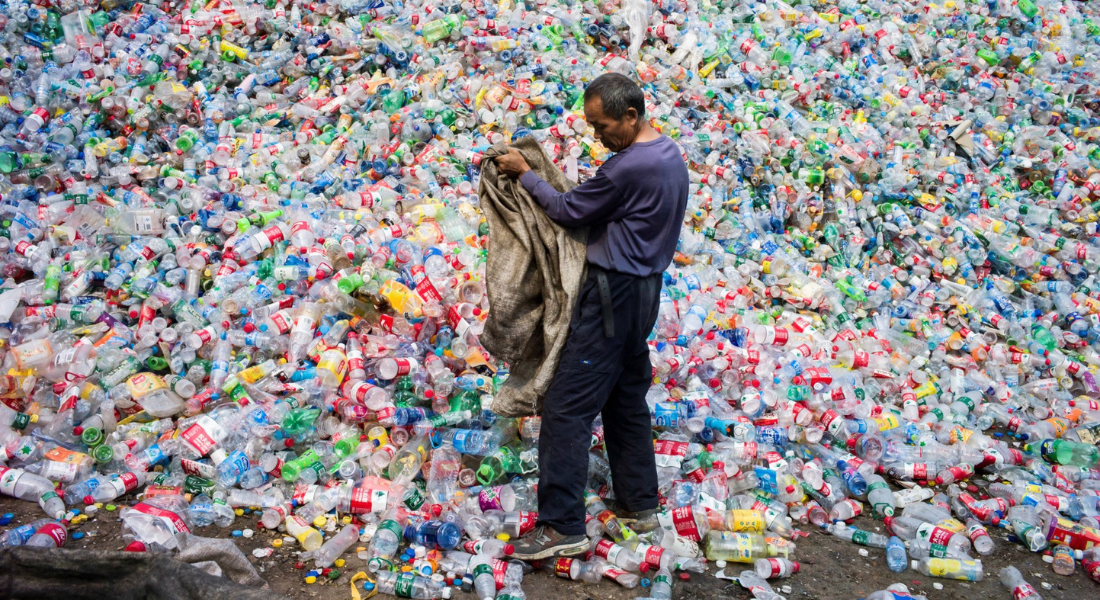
[493,73,690,559]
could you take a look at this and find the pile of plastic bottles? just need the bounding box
[2,0,1100,597]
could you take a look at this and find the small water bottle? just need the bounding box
[886,536,907,573]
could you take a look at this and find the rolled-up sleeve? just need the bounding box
[519,169,620,228]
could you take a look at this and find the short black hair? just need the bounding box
[584,73,645,120]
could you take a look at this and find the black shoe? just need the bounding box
[509,525,589,561]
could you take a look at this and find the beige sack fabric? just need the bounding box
[478,136,588,417]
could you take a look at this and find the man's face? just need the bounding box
[584,97,637,153]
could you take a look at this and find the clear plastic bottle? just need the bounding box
[0,466,66,519]
[885,536,907,572]
[911,557,984,581]
[1000,566,1041,600]
[305,524,359,568]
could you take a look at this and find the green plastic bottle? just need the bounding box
[1025,439,1100,468]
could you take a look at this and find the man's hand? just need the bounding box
[494,148,532,178]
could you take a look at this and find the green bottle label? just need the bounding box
[393,572,417,598]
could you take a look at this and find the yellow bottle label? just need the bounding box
[317,349,348,382]
[874,414,900,431]
[939,518,967,536]
[727,510,766,532]
[730,534,756,562]
[379,279,423,318]
[927,558,960,577]
[126,373,167,398]
[238,363,270,385]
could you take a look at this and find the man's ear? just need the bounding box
[623,107,639,126]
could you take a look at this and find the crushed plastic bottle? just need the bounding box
[0,0,1100,597]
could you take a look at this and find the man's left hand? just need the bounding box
[495,148,532,178]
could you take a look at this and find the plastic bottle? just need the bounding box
[754,557,799,579]
[1000,566,1042,600]
[364,571,448,599]
[966,519,995,556]
[540,557,602,583]
[285,515,324,552]
[0,467,66,519]
[885,516,972,556]
[306,524,359,568]
[25,522,67,548]
[911,557,984,581]
[0,519,55,548]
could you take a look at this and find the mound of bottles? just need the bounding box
[2,0,1100,597]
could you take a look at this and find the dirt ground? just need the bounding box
[2,482,1096,600]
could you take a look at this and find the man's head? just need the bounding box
[583,73,646,153]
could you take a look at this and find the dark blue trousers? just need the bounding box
[536,266,661,535]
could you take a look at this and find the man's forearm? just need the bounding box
[518,170,617,228]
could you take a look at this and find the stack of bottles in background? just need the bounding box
[0,0,1099,597]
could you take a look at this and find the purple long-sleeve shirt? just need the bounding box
[519,135,689,277]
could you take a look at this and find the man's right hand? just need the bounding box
[494,148,532,178]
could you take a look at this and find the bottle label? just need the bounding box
[126,372,167,398]
[376,518,403,542]
[926,558,960,577]
[462,540,491,555]
[851,529,870,546]
[144,485,183,499]
[402,486,425,510]
[653,440,689,468]
[484,558,506,588]
[0,467,21,495]
[393,572,417,598]
[728,510,765,532]
[720,532,756,562]
[917,523,955,547]
[45,447,90,465]
[119,472,141,493]
[179,458,217,479]
[602,567,628,581]
[698,492,726,512]
[594,539,622,562]
[129,502,191,534]
[34,522,67,547]
[669,506,703,541]
[348,486,372,514]
[518,511,538,536]
[472,563,493,579]
[552,557,573,579]
[39,460,81,483]
[182,416,225,456]
[1043,419,1069,438]
[1012,584,1039,600]
[926,542,949,558]
[238,363,270,385]
[910,463,928,480]
[760,558,787,578]
[269,312,291,333]
[478,486,505,511]
[292,484,318,506]
[820,409,843,435]
[634,543,665,568]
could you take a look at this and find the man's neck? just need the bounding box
[633,123,660,144]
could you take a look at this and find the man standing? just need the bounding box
[494,73,690,559]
